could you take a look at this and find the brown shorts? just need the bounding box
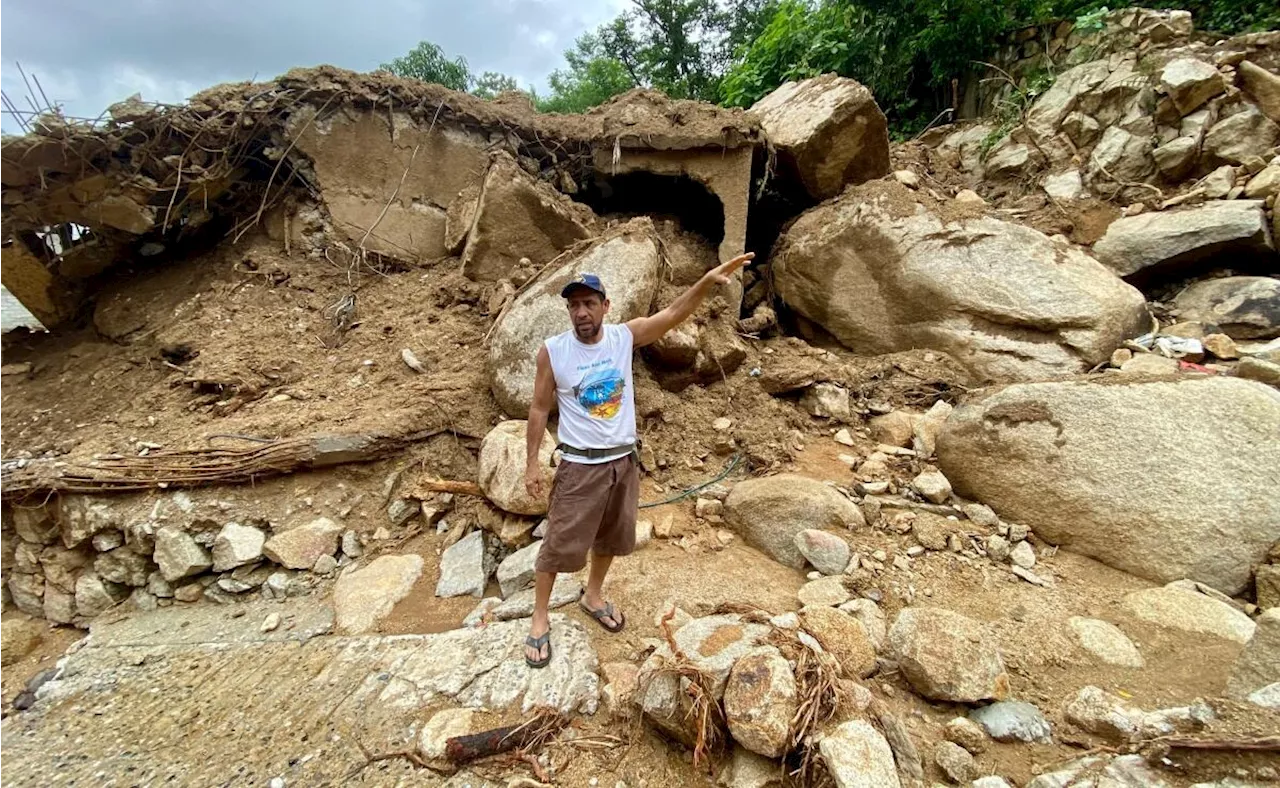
[534,454,639,573]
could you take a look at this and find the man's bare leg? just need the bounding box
[582,553,622,629]
[525,570,556,663]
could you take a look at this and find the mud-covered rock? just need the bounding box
[937,377,1280,594]
[460,152,593,282]
[799,606,877,678]
[725,475,864,569]
[771,182,1147,383]
[749,74,890,200]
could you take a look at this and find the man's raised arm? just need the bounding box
[626,252,754,348]
[524,345,556,500]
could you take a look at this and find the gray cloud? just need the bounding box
[1,0,625,132]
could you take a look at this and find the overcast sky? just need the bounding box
[0,0,626,133]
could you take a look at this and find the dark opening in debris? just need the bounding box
[575,171,725,250]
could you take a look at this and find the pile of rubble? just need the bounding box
[2,6,1279,788]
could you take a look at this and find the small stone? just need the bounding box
[724,648,799,757]
[802,382,853,421]
[436,530,493,598]
[654,514,675,538]
[893,170,921,188]
[1201,333,1239,359]
[1120,353,1180,375]
[495,540,541,598]
[92,530,124,551]
[387,497,418,526]
[713,417,733,432]
[961,503,999,528]
[859,481,889,495]
[954,189,986,206]
[154,527,213,582]
[696,498,724,518]
[819,720,900,788]
[1248,683,1280,709]
[1008,541,1036,569]
[797,575,850,607]
[212,522,266,572]
[601,661,640,720]
[1237,357,1280,386]
[1203,164,1236,198]
[341,530,363,558]
[833,429,856,447]
[794,529,851,576]
[889,607,1009,703]
[312,554,338,574]
[261,612,281,632]
[263,517,342,570]
[1007,523,1029,542]
[800,606,877,678]
[1110,347,1133,367]
[1067,617,1145,668]
[869,412,915,448]
[969,701,1052,743]
[417,708,476,761]
[986,535,1011,562]
[838,599,887,649]
[934,740,977,784]
[911,470,952,504]
[944,717,988,754]
[174,582,203,602]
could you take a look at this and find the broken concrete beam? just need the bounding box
[1,241,68,328]
[291,106,489,263]
[460,152,594,282]
[750,74,891,200]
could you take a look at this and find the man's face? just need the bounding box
[565,288,609,341]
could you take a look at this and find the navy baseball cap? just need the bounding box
[561,273,606,299]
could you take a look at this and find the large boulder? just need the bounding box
[724,475,865,569]
[488,219,662,416]
[936,377,1280,594]
[1158,58,1225,116]
[888,607,1009,703]
[460,152,594,282]
[478,421,555,516]
[771,182,1148,382]
[749,74,890,201]
[1092,201,1274,279]
[1240,61,1280,126]
[1173,276,1280,340]
[1202,105,1280,166]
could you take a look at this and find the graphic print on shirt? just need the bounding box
[573,365,626,419]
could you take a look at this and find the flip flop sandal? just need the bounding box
[579,598,626,633]
[524,631,553,669]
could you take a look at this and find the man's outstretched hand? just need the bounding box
[708,252,755,285]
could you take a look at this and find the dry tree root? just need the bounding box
[444,709,568,765]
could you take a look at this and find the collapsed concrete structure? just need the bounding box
[0,67,765,330]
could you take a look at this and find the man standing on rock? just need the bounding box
[522,253,753,667]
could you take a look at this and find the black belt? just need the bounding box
[557,442,637,460]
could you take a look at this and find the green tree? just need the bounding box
[472,71,521,99]
[536,32,637,113]
[379,40,472,91]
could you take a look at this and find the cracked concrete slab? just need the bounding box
[1,600,599,786]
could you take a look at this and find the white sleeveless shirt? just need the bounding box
[545,324,636,464]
